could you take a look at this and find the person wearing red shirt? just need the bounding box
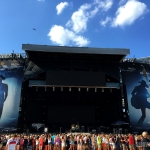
[39,135,44,150]
[128,134,135,150]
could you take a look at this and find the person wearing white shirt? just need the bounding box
[6,135,17,150]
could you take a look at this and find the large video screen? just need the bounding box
[0,60,23,129]
[47,105,95,124]
[46,70,106,86]
[123,64,150,131]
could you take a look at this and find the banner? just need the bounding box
[0,60,23,130]
[122,63,150,131]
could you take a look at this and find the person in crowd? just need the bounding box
[54,134,61,150]
[28,136,33,150]
[48,134,53,150]
[97,134,102,150]
[61,136,66,150]
[44,134,48,150]
[6,134,16,150]
[74,135,77,150]
[135,135,143,150]
[121,135,126,150]
[39,135,44,150]
[142,131,150,150]
[16,135,20,150]
[81,143,90,150]
[91,134,96,150]
[35,136,39,150]
[23,136,28,150]
[69,136,75,150]
[20,136,24,150]
[109,135,116,150]
[32,136,36,150]
[1,136,7,150]
[128,134,135,150]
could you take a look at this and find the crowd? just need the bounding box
[0,131,150,150]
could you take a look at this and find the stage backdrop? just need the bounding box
[122,63,150,131]
[0,60,23,129]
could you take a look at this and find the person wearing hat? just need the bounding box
[0,75,8,118]
[131,80,150,126]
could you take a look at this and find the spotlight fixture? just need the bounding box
[45,87,47,91]
[36,87,38,91]
[53,87,55,91]
[95,88,97,92]
[87,88,89,92]
[78,88,81,91]
[61,87,63,92]
[69,87,71,91]
[102,88,104,92]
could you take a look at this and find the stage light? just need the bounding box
[78,88,80,91]
[53,87,55,91]
[45,87,47,91]
[102,88,104,92]
[61,87,63,91]
[110,89,112,93]
[87,88,89,92]
[95,88,97,92]
[69,87,71,91]
[36,87,38,91]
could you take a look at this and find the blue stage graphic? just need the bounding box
[0,60,23,129]
[123,64,150,131]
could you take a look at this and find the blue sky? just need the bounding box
[0,0,150,58]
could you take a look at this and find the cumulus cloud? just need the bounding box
[100,16,112,26]
[112,0,148,27]
[66,0,113,33]
[93,0,113,11]
[47,25,90,46]
[56,2,69,15]
[48,0,113,47]
[66,3,92,33]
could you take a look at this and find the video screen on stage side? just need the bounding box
[46,70,106,86]
[0,60,23,128]
[123,64,150,132]
[47,105,95,124]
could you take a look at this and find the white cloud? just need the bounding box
[66,0,113,33]
[66,3,91,33]
[112,0,148,27]
[100,16,112,26]
[56,2,69,15]
[48,0,114,46]
[93,0,113,11]
[48,25,90,46]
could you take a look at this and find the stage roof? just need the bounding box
[22,44,130,62]
[22,44,130,81]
